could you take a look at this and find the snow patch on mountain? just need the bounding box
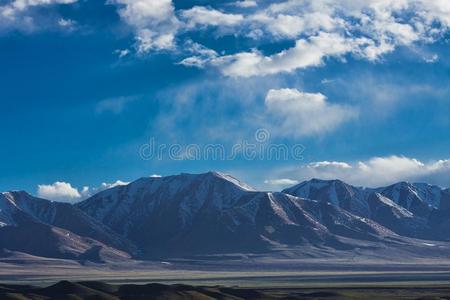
[268,192,295,225]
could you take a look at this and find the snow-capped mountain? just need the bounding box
[77,172,425,258]
[282,179,450,241]
[283,179,450,215]
[409,183,450,209]
[76,172,254,234]
[377,182,450,215]
[3,172,450,261]
[282,180,434,240]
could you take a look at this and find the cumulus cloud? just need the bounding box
[37,180,129,202]
[264,88,358,137]
[37,182,84,203]
[111,0,179,53]
[276,156,450,187]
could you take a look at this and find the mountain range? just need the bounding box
[2,172,450,263]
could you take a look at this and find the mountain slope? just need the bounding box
[76,172,254,237]
[0,218,130,262]
[77,172,425,258]
[0,191,134,260]
[377,182,434,217]
[366,193,428,237]
[282,179,370,217]
[282,179,450,241]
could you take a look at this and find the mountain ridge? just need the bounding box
[2,172,450,262]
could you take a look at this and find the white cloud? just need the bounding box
[250,10,341,39]
[150,174,162,178]
[99,180,129,190]
[418,0,450,27]
[37,180,129,202]
[37,182,83,203]
[111,0,179,53]
[57,18,76,30]
[3,0,448,69]
[181,6,244,28]
[264,178,298,186]
[309,161,352,170]
[114,49,130,58]
[321,78,335,84]
[264,88,358,137]
[1,0,76,17]
[424,54,439,63]
[214,32,355,77]
[171,0,449,76]
[0,0,77,31]
[178,40,218,68]
[279,156,450,187]
[234,0,257,8]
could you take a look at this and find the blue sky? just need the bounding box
[1,0,450,201]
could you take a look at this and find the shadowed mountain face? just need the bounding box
[3,172,450,262]
[376,182,450,215]
[283,179,450,242]
[0,192,133,261]
[76,172,445,259]
[76,173,332,256]
[282,179,370,217]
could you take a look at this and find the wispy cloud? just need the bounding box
[95,96,138,114]
[264,178,298,187]
[57,18,77,31]
[233,0,257,8]
[180,6,244,28]
[264,88,358,137]
[0,0,78,32]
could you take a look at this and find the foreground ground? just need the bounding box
[4,254,450,299]
[3,281,450,300]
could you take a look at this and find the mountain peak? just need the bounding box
[203,171,255,191]
[387,181,413,188]
[129,171,255,194]
[284,178,357,194]
[310,178,344,183]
